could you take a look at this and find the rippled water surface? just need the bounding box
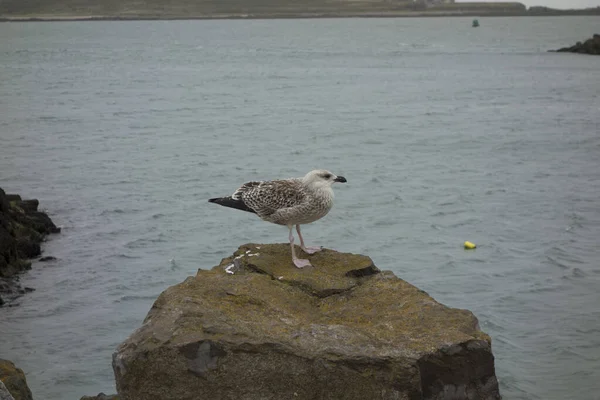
[1,17,599,400]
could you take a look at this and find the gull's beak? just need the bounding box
[334,176,347,183]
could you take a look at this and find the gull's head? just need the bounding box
[302,169,347,189]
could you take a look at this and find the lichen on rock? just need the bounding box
[0,360,33,400]
[113,243,501,400]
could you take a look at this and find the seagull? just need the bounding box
[209,169,347,268]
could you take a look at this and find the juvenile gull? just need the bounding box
[208,169,347,268]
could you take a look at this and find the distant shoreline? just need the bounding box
[1,9,599,22]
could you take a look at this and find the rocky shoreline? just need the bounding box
[2,239,501,399]
[551,34,600,55]
[0,187,60,307]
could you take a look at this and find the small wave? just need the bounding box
[53,374,84,386]
[525,283,561,294]
[494,334,526,351]
[545,246,584,267]
[424,111,451,117]
[426,240,445,246]
[438,260,456,269]
[100,208,125,216]
[180,177,204,184]
[485,188,507,195]
[430,210,463,217]
[545,256,569,270]
[466,257,487,264]
[362,139,383,145]
[114,253,140,260]
[124,235,168,249]
[565,213,585,232]
[112,111,137,117]
[575,324,600,335]
[115,294,160,303]
[173,107,199,112]
[561,268,586,279]
[373,218,398,227]
[480,318,505,333]
[441,217,480,228]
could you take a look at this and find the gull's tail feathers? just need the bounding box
[208,196,256,214]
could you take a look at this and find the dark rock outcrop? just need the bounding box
[113,243,501,400]
[0,360,33,400]
[0,187,60,306]
[552,34,600,55]
[80,393,119,400]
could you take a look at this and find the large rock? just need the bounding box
[113,244,501,400]
[553,34,600,55]
[0,360,33,400]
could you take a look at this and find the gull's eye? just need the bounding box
[322,173,332,179]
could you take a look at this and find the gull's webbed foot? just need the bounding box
[293,258,312,268]
[301,246,323,255]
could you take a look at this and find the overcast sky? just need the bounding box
[465,0,599,8]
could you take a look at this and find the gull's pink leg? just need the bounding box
[289,225,311,268]
[296,225,322,255]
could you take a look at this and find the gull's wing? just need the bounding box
[238,179,306,218]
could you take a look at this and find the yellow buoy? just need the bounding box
[464,241,477,249]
